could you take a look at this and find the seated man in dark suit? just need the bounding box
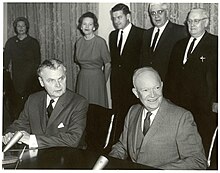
[3,59,88,149]
[109,67,207,170]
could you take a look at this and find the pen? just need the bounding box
[15,145,26,169]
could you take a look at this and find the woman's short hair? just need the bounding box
[13,17,30,34]
[77,12,99,35]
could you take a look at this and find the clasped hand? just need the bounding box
[2,131,30,145]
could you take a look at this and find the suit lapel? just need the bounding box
[47,92,67,128]
[39,92,48,133]
[141,99,168,148]
[155,21,172,51]
[121,25,135,56]
[190,32,208,57]
[113,30,119,50]
[131,106,144,154]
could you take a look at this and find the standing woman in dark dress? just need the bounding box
[4,17,41,121]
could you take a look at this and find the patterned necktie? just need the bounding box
[151,28,160,52]
[47,99,54,118]
[118,30,123,55]
[143,112,152,135]
[187,38,197,59]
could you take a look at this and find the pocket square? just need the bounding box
[58,123,64,128]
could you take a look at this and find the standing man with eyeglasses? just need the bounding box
[109,3,145,142]
[165,8,218,161]
[140,3,188,83]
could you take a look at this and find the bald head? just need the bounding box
[189,8,209,19]
[133,67,161,88]
[132,67,163,111]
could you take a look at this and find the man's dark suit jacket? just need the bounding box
[6,89,89,149]
[109,24,145,111]
[165,31,218,154]
[140,21,188,81]
[109,24,145,140]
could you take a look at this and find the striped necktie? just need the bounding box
[143,112,152,135]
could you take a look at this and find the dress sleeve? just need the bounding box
[100,38,111,64]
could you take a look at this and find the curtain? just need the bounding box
[6,3,218,91]
[130,3,218,35]
[6,3,98,91]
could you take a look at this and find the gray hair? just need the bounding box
[37,59,66,77]
[148,3,169,12]
[188,8,209,19]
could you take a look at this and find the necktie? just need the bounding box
[143,112,152,135]
[118,30,123,55]
[47,99,54,118]
[151,28,160,52]
[187,38,196,59]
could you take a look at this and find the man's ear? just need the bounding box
[38,77,44,87]
[126,13,131,23]
[204,18,209,28]
[132,88,139,98]
[161,81,163,89]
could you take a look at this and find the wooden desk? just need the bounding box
[3,147,157,169]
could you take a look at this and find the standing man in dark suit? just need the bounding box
[3,59,88,149]
[109,67,207,170]
[109,3,145,141]
[165,8,218,157]
[140,3,188,82]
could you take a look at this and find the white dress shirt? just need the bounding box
[151,20,169,50]
[117,22,132,54]
[183,32,205,64]
[141,107,159,132]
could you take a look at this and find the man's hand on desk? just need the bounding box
[2,131,30,146]
[2,132,14,145]
[19,131,30,145]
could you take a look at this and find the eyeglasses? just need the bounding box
[150,10,165,17]
[187,18,207,25]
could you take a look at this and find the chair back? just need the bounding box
[85,104,115,153]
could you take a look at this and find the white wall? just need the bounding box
[98,2,130,45]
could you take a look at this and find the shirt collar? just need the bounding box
[190,31,205,43]
[145,107,159,115]
[120,22,132,35]
[143,107,159,119]
[154,20,169,33]
[46,95,59,107]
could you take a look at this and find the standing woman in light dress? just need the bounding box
[74,12,111,108]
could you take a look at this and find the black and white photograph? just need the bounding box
[1,1,218,171]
